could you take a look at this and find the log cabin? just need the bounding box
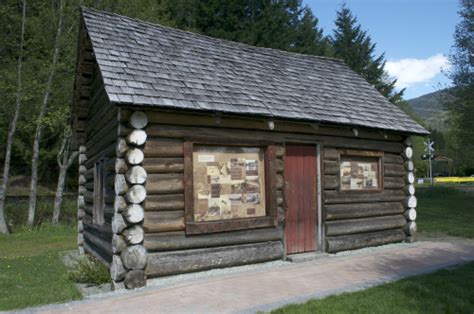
[72,8,429,289]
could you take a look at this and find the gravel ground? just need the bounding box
[63,240,425,300]
[63,238,474,300]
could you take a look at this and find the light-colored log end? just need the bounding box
[126,148,144,165]
[110,255,126,282]
[404,184,415,196]
[112,213,127,234]
[406,172,415,184]
[125,166,147,185]
[129,111,149,129]
[404,208,417,221]
[114,174,129,195]
[124,269,146,289]
[123,204,145,224]
[121,245,148,270]
[123,225,144,245]
[126,185,147,204]
[114,196,127,213]
[405,195,417,208]
[403,221,417,235]
[127,129,147,146]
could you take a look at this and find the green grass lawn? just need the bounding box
[0,225,81,311]
[272,262,474,314]
[416,186,474,238]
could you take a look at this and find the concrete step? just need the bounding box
[286,251,329,263]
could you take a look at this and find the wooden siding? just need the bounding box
[323,148,409,253]
[139,128,285,277]
[117,108,411,277]
[81,63,117,264]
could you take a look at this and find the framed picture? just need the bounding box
[192,146,267,222]
[184,141,278,234]
[340,155,382,191]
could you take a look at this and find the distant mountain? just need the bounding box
[406,89,452,131]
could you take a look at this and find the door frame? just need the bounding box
[283,141,324,255]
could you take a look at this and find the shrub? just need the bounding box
[67,254,111,285]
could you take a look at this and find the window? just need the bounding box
[184,142,277,234]
[93,158,105,225]
[339,151,383,192]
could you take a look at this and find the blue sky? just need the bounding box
[304,0,460,99]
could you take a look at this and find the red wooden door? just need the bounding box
[284,145,317,254]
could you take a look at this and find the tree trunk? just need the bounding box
[28,0,64,225]
[0,0,26,234]
[52,131,78,224]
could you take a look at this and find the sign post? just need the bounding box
[424,140,435,186]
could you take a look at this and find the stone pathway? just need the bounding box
[25,241,474,314]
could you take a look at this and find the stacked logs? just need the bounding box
[110,111,149,290]
[77,145,87,255]
[324,147,406,253]
[402,138,417,242]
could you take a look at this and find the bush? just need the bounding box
[5,196,77,232]
[67,254,111,285]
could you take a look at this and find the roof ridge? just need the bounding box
[81,6,346,64]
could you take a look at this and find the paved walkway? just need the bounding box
[28,241,474,314]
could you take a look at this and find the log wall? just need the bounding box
[94,108,416,285]
[79,61,117,268]
[323,140,416,253]
[116,110,286,279]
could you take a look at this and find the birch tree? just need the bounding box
[0,0,27,235]
[52,129,78,224]
[27,0,64,226]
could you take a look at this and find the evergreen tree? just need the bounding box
[164,0,332,56]
[445,0,474,174]
[331,5,402,103]
[291,7,331,56]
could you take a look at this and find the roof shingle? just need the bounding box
[81,8,429,135]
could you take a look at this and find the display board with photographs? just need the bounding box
[192,146,266,222]
[340,156,380,191]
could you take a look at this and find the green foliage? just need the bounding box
[411,135,428,177]
[0,0,331,192]
[0,0,79,182]
[442,0,474,175]
[0,225,80,310]
[5,196,77,231]
[163,0,332,56]
[331,5,403,103]
[67,254,111,285]
[272,262,474,313]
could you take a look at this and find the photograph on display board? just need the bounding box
[340,156,379,191]
[192,146,266,222]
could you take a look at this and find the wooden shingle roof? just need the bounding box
[81,8,428,135]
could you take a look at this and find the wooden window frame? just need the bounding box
[337,149,384,193]
[93,158,105,225]
[184,140,278,235]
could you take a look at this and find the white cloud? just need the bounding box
[386,54,451,89]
